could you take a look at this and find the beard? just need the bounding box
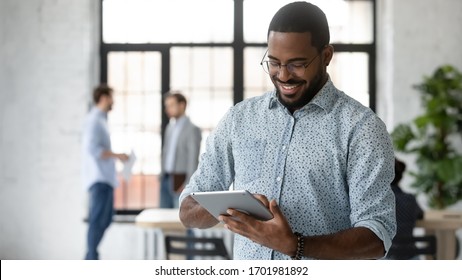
[274,66,325,112]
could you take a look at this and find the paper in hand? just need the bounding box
[122,150,136,182]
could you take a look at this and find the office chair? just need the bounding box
[387,235,437,260]
[165,235,231,260]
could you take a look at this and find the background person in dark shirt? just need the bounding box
[388,158,424,259]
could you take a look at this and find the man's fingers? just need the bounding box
[219,209,255,230]
[219,212,259,242]
[226,208,250,222]
[269,199,284,219]
[253,194,270,208]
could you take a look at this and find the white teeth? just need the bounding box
[282,84,298,90]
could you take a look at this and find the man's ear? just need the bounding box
[180,102,187,112]
[323,45,334,66]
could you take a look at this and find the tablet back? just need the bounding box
[191,190,273,221]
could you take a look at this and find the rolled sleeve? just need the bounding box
[354,218,394,254]
[347,113,397,254]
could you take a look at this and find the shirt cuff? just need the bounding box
[354,220,393,258]
[179,186,195,207]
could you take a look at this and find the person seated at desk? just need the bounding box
[387,158,424,259]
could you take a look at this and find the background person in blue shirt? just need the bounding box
[179,1,396,259]
[81,84,128,260]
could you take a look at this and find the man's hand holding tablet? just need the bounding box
[191,190,274,221]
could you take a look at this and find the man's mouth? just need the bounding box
[278,82,303,95]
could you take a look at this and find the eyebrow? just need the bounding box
[267,55,309,63]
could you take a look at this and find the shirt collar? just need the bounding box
[170,115,189,126]
[268,92,278,109]
[267,76,338,113]
[308,77,337,113]
[92,106,108,119]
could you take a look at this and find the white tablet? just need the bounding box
[191,190,273,221]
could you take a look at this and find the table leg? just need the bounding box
[153,228,165,260]
[144,230,148,260]
[153,229,158,260]
[435,230,457,260]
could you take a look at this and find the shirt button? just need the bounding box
[276,176,281,182]
[282,145,286,150]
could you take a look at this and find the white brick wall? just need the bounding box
[0,0,98,259]
[377,0,462,129]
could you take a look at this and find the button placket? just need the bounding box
[272,114,295,199]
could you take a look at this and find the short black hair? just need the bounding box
[164,90,187,107]
[391,158,406,185]
[268,1,330,51]
[93,84,113,104]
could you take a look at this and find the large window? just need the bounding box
[103,0,234,43]
[100,0,376,212]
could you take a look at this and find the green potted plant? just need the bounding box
[391,65,462,209]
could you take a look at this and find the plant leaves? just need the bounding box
[394,65,462,208]
[391,124,414,152]
[435,156,462,185]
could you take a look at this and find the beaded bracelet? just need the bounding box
[291,232,304,260]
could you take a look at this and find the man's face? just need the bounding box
[100,94,114,112]
[164,97,185,119]
[267,31,330,112]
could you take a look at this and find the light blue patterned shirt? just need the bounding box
[81,107,117,190]
[180,78,396,259]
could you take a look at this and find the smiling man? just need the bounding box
[179,1,396,260]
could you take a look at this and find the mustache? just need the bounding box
[272,78,305,85]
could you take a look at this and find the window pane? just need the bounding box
[113,175,158,209]
[329,52,369,107]
[103,0,234,43]
[244,47,274,99]
[107,51,162,209]
[244,0,373,44]
[108,51,162,175]
[171,47,233,135]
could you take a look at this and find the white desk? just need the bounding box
[415,210,462,260]
[135,209,185,259]
[135,208,231,259]
[136,208,184,230]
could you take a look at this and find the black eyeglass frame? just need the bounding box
[259,48,323,76]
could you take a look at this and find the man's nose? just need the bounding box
[276,65,292,81]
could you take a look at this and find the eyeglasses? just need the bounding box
[260,49,320,76]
